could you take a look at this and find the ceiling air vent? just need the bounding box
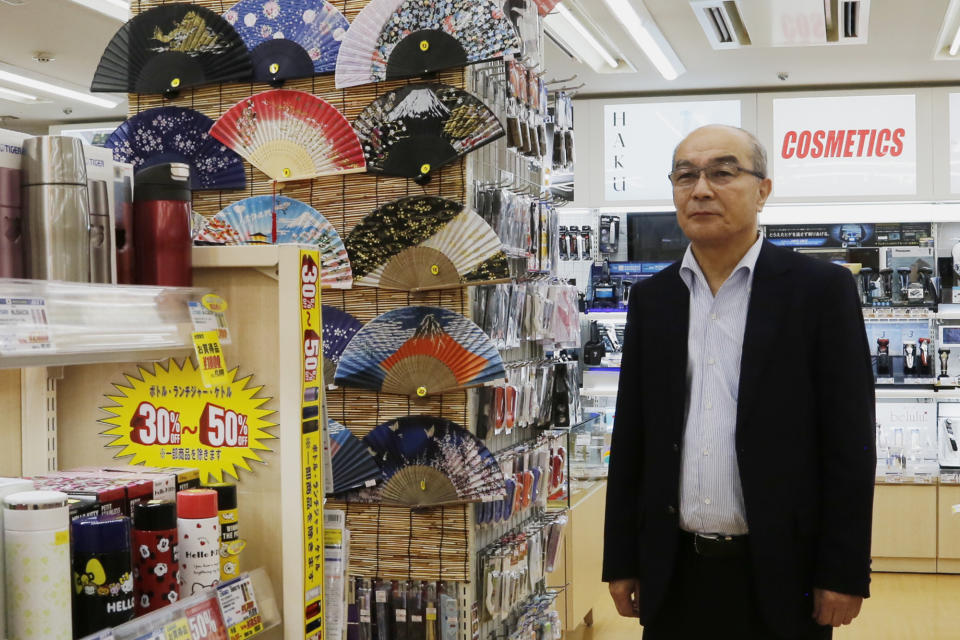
[826,0,870,44]
[691,1,751,49]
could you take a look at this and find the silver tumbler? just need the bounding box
[21,136,90,282]
[88,179,113,284]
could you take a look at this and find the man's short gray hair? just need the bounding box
[673,125,768,178]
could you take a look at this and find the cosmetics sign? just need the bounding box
[100,358,276,483]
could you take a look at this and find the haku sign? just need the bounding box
[772,94,917,197]
[604,100,741,201]
[101,358,275,482]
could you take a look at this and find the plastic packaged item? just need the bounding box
[72,514,136,635]
[133,500,179,614]
[177,489,221,596]
[358,578,374,640]
[4,490,72,640]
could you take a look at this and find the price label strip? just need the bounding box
[0,296,52,354]
[163,618,193,640]
[299,249,325,639]
[189,296,231,345]
[217,575,264,640]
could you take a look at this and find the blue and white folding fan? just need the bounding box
[105,107,246,191]
[223,0,350,82]
[327,419,381,494]
[321,305,362,384]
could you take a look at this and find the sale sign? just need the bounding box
[100,359,275,483]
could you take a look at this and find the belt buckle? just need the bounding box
[693,533,715,554]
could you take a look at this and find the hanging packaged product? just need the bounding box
[4,490,72,640]
[72,514,136,635]
[177,489,222,597]
[133,499,179,614]
[202,482,244,581]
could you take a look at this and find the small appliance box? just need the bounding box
[937,403,960,468]
[875,401,939,481]
[30,471,154,515]
[104,464,201,493]
[73,465,181,501]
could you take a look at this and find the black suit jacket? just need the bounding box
[601,241,876,639]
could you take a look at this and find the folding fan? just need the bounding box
[195,195,352,288]
[334,0,520,89]
[354,83,504,180]
[224,0,350,83]
[210,89,366,182]
[345,196,509,291]
[91,3,252,95]
[105,107,246,191]
[327,419,381,494]
[334,306,505,397]
[321,305,363,383]
[345,416,505,507]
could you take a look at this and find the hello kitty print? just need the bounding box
[179,515,222,594]
[132,527,179,615]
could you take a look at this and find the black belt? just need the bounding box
[679,530,749,559]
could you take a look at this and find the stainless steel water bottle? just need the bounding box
[88,179,113,284]
[20,136,91,282]
[0,167,23,278]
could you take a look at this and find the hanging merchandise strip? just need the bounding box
[344,577,461,640]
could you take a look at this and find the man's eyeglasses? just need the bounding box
[668,162,765,188]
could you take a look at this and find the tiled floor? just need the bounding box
[565,573,960,639]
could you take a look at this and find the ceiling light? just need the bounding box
[553,5,619,68]
[68,0,130,22]
[0,86,46,105]
[603,0,686,80]
[951,23,960,55]
[0,67,122,110]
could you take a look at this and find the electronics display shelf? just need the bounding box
[0,278,209,369]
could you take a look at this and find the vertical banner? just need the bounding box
[299,249,325,639]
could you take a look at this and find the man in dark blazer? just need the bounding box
[602,125,876,639]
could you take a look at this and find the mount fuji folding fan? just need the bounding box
[327,419,381,494]
[321,305,363,383]
[334,306,505,397]
[210,89,366,182]
[195,195,352,288]
[91,3,252,96]
[224,0,351,84]
[346,416,505,507]
[345,196,509,291]
[334,0,520,89]
[105,107,246,191]
[354,83,504,181]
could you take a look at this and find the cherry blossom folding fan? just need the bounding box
[321,304,363,383]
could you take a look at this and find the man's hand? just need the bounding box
[812,588,863,627]
[609,579,642,618]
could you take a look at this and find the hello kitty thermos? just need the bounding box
[71,514,135,635]
[176,489,221,597]
[133,500,179,614]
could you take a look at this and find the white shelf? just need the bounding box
[0,278,208,369]
[876,387,960,399]
[192,245,283,269]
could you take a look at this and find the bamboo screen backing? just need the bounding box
[131,0,472,581]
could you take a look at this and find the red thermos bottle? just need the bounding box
[133,163,192,286]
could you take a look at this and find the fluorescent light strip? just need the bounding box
[554,5,619,68]
[951,22,960,55]
[602,0,684,80]
[68,0,130,22]
[0,86,43,104]
[0,69,122,110]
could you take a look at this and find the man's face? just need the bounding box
[672,127,772,249]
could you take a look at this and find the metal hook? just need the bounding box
[546,74,578,86]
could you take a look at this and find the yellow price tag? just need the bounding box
[420,40,430,51]
[420,163,431,175]
[416,386,427,397]
[282,167,292,178]
[192,331,228,388]
[202,294,228,313]
[430,264,440,275]
[269,63,280,74]
[164,618,193,640]
[170,77,181,88]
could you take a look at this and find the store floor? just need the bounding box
[566,573,960,639]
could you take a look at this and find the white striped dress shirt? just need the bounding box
[677,234,763,536]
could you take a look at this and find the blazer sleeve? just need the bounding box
[602,283,645,582]
[812,268,876,597]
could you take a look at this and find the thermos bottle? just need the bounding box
[4,490,72,640]
[88,179,113,284]
[0,478,34,640]
[71,514,135,637]
[132,499,179,615]
[202,482,241,581]
[0,167,23,278]
[133,163,192,286]
[21,135,91,282]
[115,174,135,284]
[177,489,220,597]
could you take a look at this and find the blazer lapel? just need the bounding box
[736,242,791,434]
[651,265,690,440]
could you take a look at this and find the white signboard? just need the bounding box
[604,100,741,201]
[948,93,960,194]
[772,94,917,197]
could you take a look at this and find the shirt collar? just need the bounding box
[679,233,764,290]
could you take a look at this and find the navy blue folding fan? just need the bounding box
[327,419,381,494]
[341,416,504,506]
[321,305,362,384]
[105,107,246,191]
[224,0,350,83]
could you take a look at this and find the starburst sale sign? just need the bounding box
[101,359,275,482]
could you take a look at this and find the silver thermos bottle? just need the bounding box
[88,179,113,284]
[21,136,91,282]
[0,167,23,279]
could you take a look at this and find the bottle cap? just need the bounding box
[134,499,177,531]
[72,514,131,554]
[177,489,217,519]
[4,489,68,510]
[201,482,237,511]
